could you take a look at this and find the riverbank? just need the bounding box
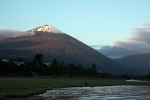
[31,86,150,100]
[0,77,150,99]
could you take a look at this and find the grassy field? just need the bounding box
[0,77,150,99]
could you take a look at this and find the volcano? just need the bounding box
[27,24,63,33]
[0,25,129,73]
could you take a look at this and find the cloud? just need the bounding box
[95,45,141,58]
[115,24,150,53]
[130,31,150,44]
[0,30,34,40]
[90,45,103,50]
[133,24,150,31]
[95,23,150,58]
[144,23,150,26]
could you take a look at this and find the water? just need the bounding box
[126,79,150,82]
[31,86,150,100]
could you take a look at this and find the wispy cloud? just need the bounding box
[94,23,150,58]
[133,24,150,31]
[98,45,141,58]
[0,30,34,40]
[90,45,103,50]
[114,24,150,53]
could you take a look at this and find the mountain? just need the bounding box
[27,25,63,33]
[0,25,132,74]
[114,53,150,74]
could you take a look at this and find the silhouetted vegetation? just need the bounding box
[0,55,150,99]
[34,53,43,65]
[0,54,150,79]
[0,55,100,77]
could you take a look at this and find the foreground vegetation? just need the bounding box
[0,54,100,77]
[1,54,150,79]
[0,77,150,99]
[0,54,150,99]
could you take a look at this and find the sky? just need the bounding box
[0,0,150,58]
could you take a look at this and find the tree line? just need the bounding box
[0,53,150,79]
[0,54,101,77]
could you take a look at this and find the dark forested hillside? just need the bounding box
[115,53,150,72]
[0,32,130,74]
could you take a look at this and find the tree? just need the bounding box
[34,54,43,65]
[92,63,96,71]
[148,70,150,75]
[147,70,150,78]
[50,59,58,75]
[52,59,58,65]
[18,57,24,62]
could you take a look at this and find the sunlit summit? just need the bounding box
[27,25,63,34]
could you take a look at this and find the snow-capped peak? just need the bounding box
[27,25,63,33]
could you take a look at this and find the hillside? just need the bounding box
[0,25,132,74]
[114,53,150,74]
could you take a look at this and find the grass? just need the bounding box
[0,76,150,99]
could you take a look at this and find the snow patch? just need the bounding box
[27,25,63,34]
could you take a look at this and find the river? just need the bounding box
[31,86,150,100]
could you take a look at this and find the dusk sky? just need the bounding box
[0,0,150,58]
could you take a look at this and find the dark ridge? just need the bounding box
[0,32,133,74]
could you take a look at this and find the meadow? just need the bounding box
[0,77,150,99]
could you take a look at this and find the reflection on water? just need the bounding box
[31,86,150,100]
[126,79,150,82]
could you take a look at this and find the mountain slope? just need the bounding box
[0,25,131,74]
[114,53,150,74]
